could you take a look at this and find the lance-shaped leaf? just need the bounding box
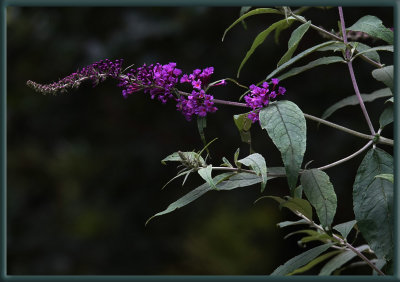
[372,65,393,92]
[352,45,393,61]
[321,88,392,120]
[161,151,205,166]
[319,245,370,275]
[288,250,342,275]
[277,56,345,81]
[146,172,262,225]
[259,100,306,190]
[333,220,357,239]
[197,165,216,190]
[347,15,393,44]
[238,153,267,192]
[233,112,252,146]
[353,148,394,260]
[301,169,337,228]
[197,116,209,155]
[222,8,282,41]
[256,196,312,220]
[318,41,382,63]
[277,219,309,228]
[271,243,334,275]
[266,40,337,80]
[379,104,393,129]
[238,17,296,77]
[277,21,311,67]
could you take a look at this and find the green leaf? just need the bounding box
[288,250,342,275]
[266,40,337,80]
[277,56,345,81]
[379,104,393,129]
[375,173,394,183]
[319,245,370,275]
[238,153,268,192]
[333,220,357,239]
[256,196,312,220]
[372,65,393,91]
[259,100,306,190]
[353,148,394,260]
[197,165,216,190]
[162,169,193,190]
[274,19,293,44]
[321,88,392,120]
[385,97,393,104]
[197,117,209,155]
[293,185,303,198]
[280,197,313,220]
[221,157,233,168]
[277,219,309,228]
[352,45,393,61]
[147,172,262,225]
[271,243,334,275]
[233,112,252,145]
[317,41,383,63]
[222,8,282,42]
[238,17,296,77]
[234,148,240,167]
[301,169,337,228]
[277,21,311,67]
[161,151,206,166]
[347,15,393,44]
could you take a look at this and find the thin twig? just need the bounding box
[338,7,376,136]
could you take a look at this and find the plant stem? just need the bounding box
[296,212,385,275]
[317,141,373,170]
[289,11,384,69]
[338,7,376,136]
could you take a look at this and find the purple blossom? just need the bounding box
[244,78,286,123]
[27,59,123,95]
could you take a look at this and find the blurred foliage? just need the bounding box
[7,6,392,274]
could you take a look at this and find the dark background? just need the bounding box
[7,6,393,275]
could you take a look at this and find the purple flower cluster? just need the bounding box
[176,67,220,121]
[244,78,286,122]
[27,59,123,95]
[118,62,182,104]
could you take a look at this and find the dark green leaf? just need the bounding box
[233,112,252,145]
[147,172,261,225]
[379,104,393,129]
[333,220,357,239]
[161,151,206,166]
[301,169,337,228]
[238,18,297,77]
[281,197,313,220]
[222,8,282,42]
[266,41,337,80]
[352,45,393,61]
[259,100,306,190]
[317,41,382,63]
[288,250,342,275]
[284,229,320,240]
[271,243,334,275]
[353,148,394,260]
[234,148,240,167]
[197,116,208,155]
[278,56,345,81]
[277,219,309,228]
[238,153,267,192]
[321,88,392,120]
[277,21,311,67]
[375,173,394,183]
[197,165,216,190]
[347,15,393,44]
[293,185,303,198]
[319,245,370,275]
[162,169,193,190]
[372,66,393,91]
[274,19,293,44]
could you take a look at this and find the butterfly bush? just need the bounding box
[244,78,286,122]
[27,59,285,121]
